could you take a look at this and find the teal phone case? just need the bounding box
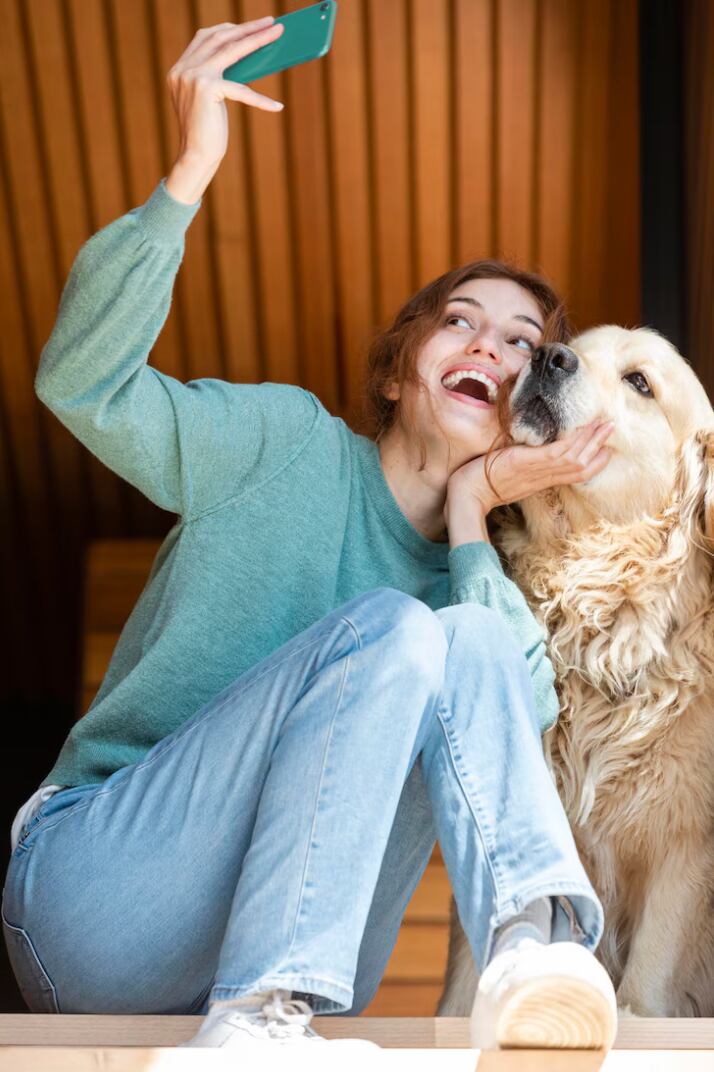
[223,2,337,84]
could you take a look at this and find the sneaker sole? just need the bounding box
[495,973,617,1050]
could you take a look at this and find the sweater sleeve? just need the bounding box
[448,540,560,734]
[35,178,321,519]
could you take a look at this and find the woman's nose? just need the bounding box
[466,333,501,362]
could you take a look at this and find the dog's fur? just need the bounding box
[438,325,714,1018]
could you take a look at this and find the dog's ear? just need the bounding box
[675,429,714,549]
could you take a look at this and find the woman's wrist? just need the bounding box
[165,153,221,204]
[444,480,491,548]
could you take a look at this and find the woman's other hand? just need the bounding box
[165,17,285,203]
[445,421,615,546]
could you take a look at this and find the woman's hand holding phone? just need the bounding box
[165,17,285,205]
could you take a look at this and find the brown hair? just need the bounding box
[356,259,570,475]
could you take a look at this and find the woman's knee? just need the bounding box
[342,588,448,680]
[435,601,530,676]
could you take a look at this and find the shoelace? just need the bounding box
[226,991,317,1041]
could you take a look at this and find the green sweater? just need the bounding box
[36,178,559,789]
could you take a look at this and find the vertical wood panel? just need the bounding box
[536,0,577,294]
[496,0,538,264]
[411,0,452,286]
[454,0,494,264]
[367,0,412,322]
[569,0,612,331]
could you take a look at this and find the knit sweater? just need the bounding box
[34,177,559,791]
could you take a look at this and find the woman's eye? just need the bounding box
[624,371,653,397]
[446,314,472,329]
[510,336,535,352]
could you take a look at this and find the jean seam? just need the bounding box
[281,632,354,964]
[19,623,359,848]
[434,704,507,915]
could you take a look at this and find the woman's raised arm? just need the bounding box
[35,18,319,521]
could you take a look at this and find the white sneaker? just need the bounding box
[470,939,618,1051]
[180,988,381,1056]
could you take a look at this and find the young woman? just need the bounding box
[3,16,617,1055]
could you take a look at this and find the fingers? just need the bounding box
[574,421,614,468]
[202,22,285,73]
[219,80,284,112]
[551,423,614,486]
[175,19,283,73]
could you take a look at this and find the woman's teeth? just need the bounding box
[441,369,498,404]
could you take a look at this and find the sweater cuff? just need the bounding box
[448,540,504,592]
[136,178,203,246]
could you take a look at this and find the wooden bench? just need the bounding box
[1,1014,714,1067]
[80,539,453,1017]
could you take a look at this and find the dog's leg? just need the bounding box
[437,897,479,1015]
[616,844,709,1017]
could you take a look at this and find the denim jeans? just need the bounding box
[2,587,602,1015]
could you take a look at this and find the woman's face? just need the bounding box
[386,277,546,468]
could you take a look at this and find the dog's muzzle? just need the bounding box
[510,343,580,444]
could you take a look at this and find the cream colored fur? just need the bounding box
[438,326,714,1018]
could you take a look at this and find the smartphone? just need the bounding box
[223,2,338,85]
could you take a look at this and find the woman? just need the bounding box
[3,16,617,1055]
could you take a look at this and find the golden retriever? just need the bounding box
[438,325,714,1018]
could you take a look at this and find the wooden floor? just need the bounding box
[0,1016,713,1069]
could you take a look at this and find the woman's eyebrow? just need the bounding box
[448,295,544,334]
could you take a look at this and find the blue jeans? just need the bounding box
[2,588,602,1016]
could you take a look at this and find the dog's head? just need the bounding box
[508,325,714,536]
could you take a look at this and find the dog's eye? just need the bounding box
[624,371,653,397]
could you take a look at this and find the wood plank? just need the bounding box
[604,0,640,328]
[454,0,494,264]
[411,0,452,285]
[366,0,412,322]
[82,540,161,632]
[363,982,443,1017]
[496,0,538,266]
[0,1014,714,1050]
[536,0,577,298]
[383,922,449,982]
[569,0,612,331]
[406,861,451,923]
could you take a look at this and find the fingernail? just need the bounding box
[272,101,284,111]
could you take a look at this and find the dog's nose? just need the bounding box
[531,343,579,378]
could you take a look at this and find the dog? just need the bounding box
[438,325,714,1018]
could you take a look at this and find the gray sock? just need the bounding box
[488,896,554,964]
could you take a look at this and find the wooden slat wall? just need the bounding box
[0,0,641,1020]
[0,0,639,733]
